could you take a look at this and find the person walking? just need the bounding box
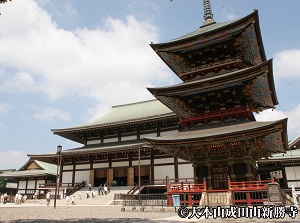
[86,190,90,199]
[46,191,51,206]
[78,191,82,200]
[71,195,75,205]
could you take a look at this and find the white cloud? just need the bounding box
[34,107,72,122]
[0,103,13,114]
[62,1,77,15]
[0,0,173,107]
[0,151,28,170]
[0,71,39,93]
[274,49,300,79]
[255,107,300,139]
[255,109,287,122]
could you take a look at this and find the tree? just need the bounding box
[0,178,6,189]
[0,0,12,4]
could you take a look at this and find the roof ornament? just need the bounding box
[201,0,216,27]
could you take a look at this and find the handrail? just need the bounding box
[228,179,273,191]
[127,185,139,194]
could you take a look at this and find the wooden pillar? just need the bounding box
[174,157,179,181]
[206,159,212,190]
[127,167,134,186]
[89,170,94,187]
[228,156,235,182]
[245,155,253,181]
[59,158,63,184]
[25,179,28,194]
[150,153,154,184]
[107,169,113,186]
[192,164,199,184]
[72,162,76,186]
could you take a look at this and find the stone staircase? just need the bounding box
[56,186,133,206]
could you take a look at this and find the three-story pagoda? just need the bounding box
[147,0,288,189]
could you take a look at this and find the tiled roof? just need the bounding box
[147,119,286,142]
[52,99,175,132]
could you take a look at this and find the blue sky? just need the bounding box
[0,0,300,169]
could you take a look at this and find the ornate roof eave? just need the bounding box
[150,10,266,61]
[27,140,150,164]
[52,112,177,145]
[147,118,288,149]
[148,60,272,94]
[148,60,278,115]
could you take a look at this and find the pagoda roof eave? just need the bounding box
[147,119,288,150]
[150,10,266,62]
[147,59,278,106]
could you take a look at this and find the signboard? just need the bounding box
[267,183,282,204]
[172,195,180,212]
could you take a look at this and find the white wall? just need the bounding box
[93,163,109,168]
[75,170,90,183]
[18,181,26,189]
[155,158,174,164]
[154,165,175,180]
[285,166,300,180]
[64,165,73,170]
[62,172,73,183]
[132,159,150,166]
[87,139,100,145]
[76,164,90,170]
[27,180,36,189]
[112,161,129,167]
[103,137,118,143]
[178,164,194,179]
[140,132,157,139]
[121,135,137,141]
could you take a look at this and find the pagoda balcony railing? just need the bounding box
[228,178,274,191]
[179,106,251,127]
[181,57,243,81]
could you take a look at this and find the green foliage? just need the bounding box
[0,178,6,189]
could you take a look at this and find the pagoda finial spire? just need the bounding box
[201,0,216,27]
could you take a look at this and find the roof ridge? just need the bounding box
[111,98,158,108]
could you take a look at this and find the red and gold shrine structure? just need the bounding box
[146,1,288,190]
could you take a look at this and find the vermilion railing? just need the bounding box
[228,178,274,191]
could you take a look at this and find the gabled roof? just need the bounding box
[0,159,57,179]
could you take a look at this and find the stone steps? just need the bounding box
[55,186,132,206]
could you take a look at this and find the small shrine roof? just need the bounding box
[0,160,57,179]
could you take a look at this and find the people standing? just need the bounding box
[92,189,95,198]
[86,190,90,199]
[71,195,75,205]
[46,191,51,206]
[17,193,22,205]
[104,185,108,195]
[65,195,69,205]
[78,191,82,200]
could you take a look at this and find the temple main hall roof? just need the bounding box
[51,99,177,144]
